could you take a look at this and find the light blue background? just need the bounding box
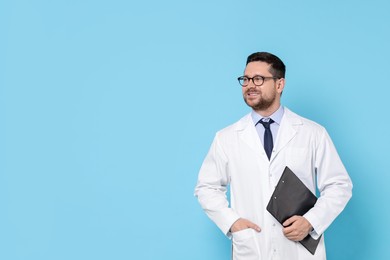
[1,0,389,259]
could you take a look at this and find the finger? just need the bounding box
[284,233,296,240]
[250,225,261,232]
[283,225,294,235]
[283,215,298,227]
[284,229,301,240]
[247,220,261,232]
[287,236,300,242]
[284,231,296,239]
[231,219,261,233]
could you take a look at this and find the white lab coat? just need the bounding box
[195,108,352,260]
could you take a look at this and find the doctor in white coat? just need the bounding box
[195,52,352,260]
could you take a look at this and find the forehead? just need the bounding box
[244,61,272,76]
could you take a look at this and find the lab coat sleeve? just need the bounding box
[194,134,240,236]
[303,128,353,238]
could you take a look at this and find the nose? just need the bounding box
[246,78,257,88]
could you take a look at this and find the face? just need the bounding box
[242,61,284,114]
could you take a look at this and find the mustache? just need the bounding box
[244,89,261,94]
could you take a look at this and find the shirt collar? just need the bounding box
[251,105,284,126]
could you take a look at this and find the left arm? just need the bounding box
[284,128,353,241]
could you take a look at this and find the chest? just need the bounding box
[225,132,317,193]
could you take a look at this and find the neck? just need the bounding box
[254,103,281,117]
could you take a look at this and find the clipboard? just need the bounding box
[266,166,321,255]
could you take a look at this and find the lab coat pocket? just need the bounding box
[285,147,308,170]
[232,228,260,260]
[285,147,314,189]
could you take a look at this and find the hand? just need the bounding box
[282,216,312,241]
[230,218,261,233]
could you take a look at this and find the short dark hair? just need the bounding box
[246,52,286,78]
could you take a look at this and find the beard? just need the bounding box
[243,89,277,111]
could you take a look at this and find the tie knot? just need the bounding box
[258,118,274,129]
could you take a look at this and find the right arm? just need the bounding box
[194,135,241,236]
[195,135,260,236]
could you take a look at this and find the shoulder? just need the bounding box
[284,107,325,130]
[283,108,328,141]
[214,113,251,137]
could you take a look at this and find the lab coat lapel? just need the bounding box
[271,108,302,162]
[237,115,264,156]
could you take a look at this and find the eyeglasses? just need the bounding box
[237,75,279,87]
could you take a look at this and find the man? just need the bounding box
[194,52,352,260]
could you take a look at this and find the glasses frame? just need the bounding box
[237,75,279,87]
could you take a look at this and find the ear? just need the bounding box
[276,78,285,94]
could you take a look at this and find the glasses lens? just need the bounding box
[253,76,264,86]
[238,77,248,86]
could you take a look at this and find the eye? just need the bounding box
[253,76,264,84]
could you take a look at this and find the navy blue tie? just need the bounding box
[258,118,274,160]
